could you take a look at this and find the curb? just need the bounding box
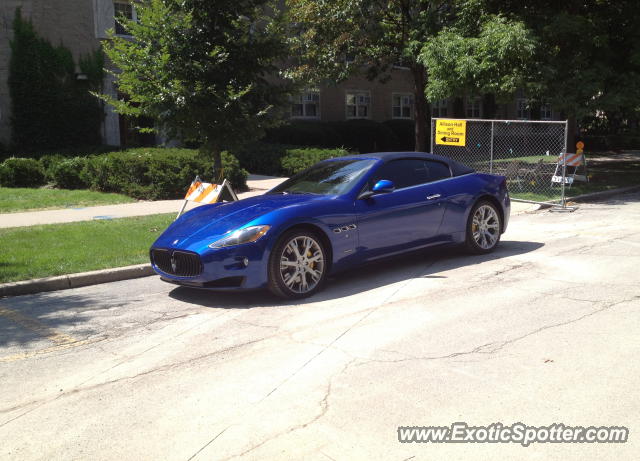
[567,185,640,203]
[0,264,154,298]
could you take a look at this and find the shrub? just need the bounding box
[280,148,350,176]
[264,121,343,148]
[0,157,46,187]
[234,143,298,176]
[39,154,65,182]
[51,157,89,189]
[234,143,351,176]
[327,120,399,153]
[383,119,415,151]
[82,148,247,199]
[220,151,249,190]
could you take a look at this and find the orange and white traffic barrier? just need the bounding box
[558,152,584,166]
[184,181,223,203]
[176,177,238,219]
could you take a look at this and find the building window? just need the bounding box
[291,90,320,118]
[516,98,530,120]
[540,102,552,120]
[466,97,482,118]
[392,93,414,119]
[114,1,136,36]
[346,91,371,119]
[432,99,448,118]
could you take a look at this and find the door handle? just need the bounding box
[426,194,441,200]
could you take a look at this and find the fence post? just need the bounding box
[489,121,494,174]
[562,120,569,206]
[430,118,434,154]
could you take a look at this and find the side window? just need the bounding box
[371,159,429,189]
[425,161,451,182]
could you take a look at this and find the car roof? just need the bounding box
[331,151,475,176]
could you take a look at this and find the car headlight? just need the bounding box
[208,225,270,249]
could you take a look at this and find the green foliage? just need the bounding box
[234,143,350,176]
[101,0,292,173]
[485,0,640,123]
[327,120,399,153]
[82,148,247,199]
[265,121,343,148]
[383,120,416,151]
[51,157,90,190]
[39,154,66,182]
[0,158,46,187]
[280,148,350,175]
[264,120,409,153]
[8,9,104,152]
[421,15,537,101]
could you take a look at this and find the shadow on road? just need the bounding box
[169,240,544,309]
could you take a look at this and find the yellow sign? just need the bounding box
[435,119,466,146]
[576,141,585,150]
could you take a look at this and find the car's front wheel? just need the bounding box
[268,229,328,299]
[465,200,502,254]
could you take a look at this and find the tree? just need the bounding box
[286,0,536,151]
[102,0,291,175]
[486,0,640,135]
[420,13,536,105]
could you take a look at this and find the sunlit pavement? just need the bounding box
[1,193,639,460]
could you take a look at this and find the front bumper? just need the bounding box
[150,241,270,290]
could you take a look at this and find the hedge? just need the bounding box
[234,143,350,176]
[264,119,409,152]
[0,157,46,187]
[81,148,247,199]
[0,148,248,199]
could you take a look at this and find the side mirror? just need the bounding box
[358,179,395,200]
[372,179,395,194]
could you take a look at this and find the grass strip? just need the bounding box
[0,214,173,283]
[0,187,135,213]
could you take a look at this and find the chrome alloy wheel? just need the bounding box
[279,236,325,294]
[472,204,500,250]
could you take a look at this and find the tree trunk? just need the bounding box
[202,142,222,182]
[411,65,428,152]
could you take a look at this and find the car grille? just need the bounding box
[151,249,202,277]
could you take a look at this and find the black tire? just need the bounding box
[465,200,502,254]
[268,229,328,299]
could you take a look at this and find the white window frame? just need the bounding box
[113,1,137,37]
[392,93,414,119]
[290,90,320,119]
[432,99,448,118]
[516,98,530,120]
[466,96,482,118]
[345,90,371,119]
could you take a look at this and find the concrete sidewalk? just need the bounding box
[0,175,287,229]
[0,174,539,229]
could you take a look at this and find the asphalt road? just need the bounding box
[1,193,639,461]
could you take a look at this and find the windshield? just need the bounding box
[269,159,376,196]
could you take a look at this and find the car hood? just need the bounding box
[154,193,323,248]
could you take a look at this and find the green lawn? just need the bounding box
[0,214,174,283]
[0,187,135,213]
[508,157,640,203]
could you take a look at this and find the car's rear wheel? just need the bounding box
[465,200,502,254]
[268,229,327,299]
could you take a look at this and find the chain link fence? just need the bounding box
[431,118,568,204]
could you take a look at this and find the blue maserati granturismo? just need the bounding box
[150,152,510,298]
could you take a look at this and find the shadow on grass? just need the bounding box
[169,240,544,309]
